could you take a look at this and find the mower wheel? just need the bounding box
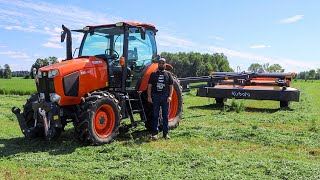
[215,98,225,106]
[280,101,290,108]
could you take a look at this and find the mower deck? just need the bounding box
[197,85,300,102]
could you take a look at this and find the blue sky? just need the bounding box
[0,0,319,72]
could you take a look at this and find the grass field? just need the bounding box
[0,80,319,179]
[0,77,36,95]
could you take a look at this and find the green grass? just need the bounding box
[0,77,36,95]
[0,80,319,179]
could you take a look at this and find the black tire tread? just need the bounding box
[75,91,121,145]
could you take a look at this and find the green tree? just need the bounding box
[298,71,306,79]
[0,65,3,78]
[308,69,316,80]
[48,56,59,65]
[161,52,233,78]
[315,68,320,80]
[268,64,284,72]
[262,63,270,71]
[3,64,12,79]
[247,63,262,72]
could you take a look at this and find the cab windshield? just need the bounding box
[79,26,124,58]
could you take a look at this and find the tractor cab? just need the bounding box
[75,22,158,91]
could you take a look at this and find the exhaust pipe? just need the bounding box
[61,25,73,60]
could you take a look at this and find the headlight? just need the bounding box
[37,69,42,78]
[50,93,61,103]
[48,69,59,78]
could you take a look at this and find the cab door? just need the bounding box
[126,28,157,91]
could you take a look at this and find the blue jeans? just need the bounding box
[152,94,169,136]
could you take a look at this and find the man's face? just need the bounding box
[158,61,165,71]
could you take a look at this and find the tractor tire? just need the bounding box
[22,94,44,138]
[75,91,121,145]
[23,94,62,139]
[143,75,183,131]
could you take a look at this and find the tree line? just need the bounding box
[247,63,320,80]
[4,54,319,81]
[160,52,233,78]
[296,69,320,80]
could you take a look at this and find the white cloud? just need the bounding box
[280,15,304,24]
[0,0,123,30]
[0,45,7,48]
[209,36,224,41]
[208,46,313,72]
[0,51,30,58]
[157,34,196,49]
[48,36,60,42]
[250,44,271,49]
[42,42,63,49]
[23,58,36,62]
[2,25,58,36]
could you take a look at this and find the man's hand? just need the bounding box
[148,96,153,103]
[167,96,172,103]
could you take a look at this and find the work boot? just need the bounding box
[151,134,158,141]
[163,134,170,140]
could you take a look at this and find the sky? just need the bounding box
[0,0,319,72]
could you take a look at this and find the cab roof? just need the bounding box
[88,22,156,29]
[72,22,157,33]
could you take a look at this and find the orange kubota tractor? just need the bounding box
[12,22,183,145]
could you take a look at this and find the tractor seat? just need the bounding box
[128,50,138,61]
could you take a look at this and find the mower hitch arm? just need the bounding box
[11,107,29,135]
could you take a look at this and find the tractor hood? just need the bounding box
[40,56,106,76]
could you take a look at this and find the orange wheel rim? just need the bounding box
[169,89,178,122]
[94,104,115,138]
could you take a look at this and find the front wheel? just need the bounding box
[75,92,121,145]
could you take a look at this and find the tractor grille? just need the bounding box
[38,76,55,101]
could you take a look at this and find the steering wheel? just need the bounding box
[104,49,119,60]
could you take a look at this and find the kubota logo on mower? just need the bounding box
[232,91,251,97]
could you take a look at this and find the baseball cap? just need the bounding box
[158,58,166,63]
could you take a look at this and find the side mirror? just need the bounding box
[140,27,146,40]
[32,68,37,77]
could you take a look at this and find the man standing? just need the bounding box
[148,58,173,140]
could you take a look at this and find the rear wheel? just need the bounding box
[168,76,183,129]
[75,91,121,145]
